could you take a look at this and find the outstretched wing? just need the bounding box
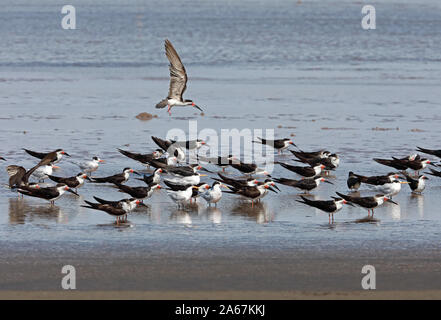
[23,148,47,160]
[165,39,188,100]
[6,165,26,187]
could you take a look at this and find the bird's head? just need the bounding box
[185,100,203,112]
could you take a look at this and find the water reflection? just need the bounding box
[170,209,192,226]
[408,193,424,218]
[203,207,222,224]
[8,198,65,224]
[231,201,275,223]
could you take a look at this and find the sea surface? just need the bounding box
[0,0,441,291]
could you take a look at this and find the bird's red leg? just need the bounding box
[167,105,171,116]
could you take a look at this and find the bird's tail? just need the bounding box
[155,99,168,109]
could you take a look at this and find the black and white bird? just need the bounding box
[163,181,198,208]
[336,192,397,217]
[114,183,161,201]
[155,39,203,115]
[273,176,333,193]
[253,137,296,154]
[48,172,90,192]
[118,149,163,166]
[136,168,164,185]
[347,171,362,191]
[351,172,398,186]
[83,198,146,224]
[290,149,330,160]
[23,148,70,165]
[18,183,79,205]
[31,164,56,182]
[401,171,428,194]
[151,136,185,163]
[224,184,274,207]
[197,155,237,172]
[213,173,258,189]
[278,162,324,178]
[231,161,270,176]
[296,196,353,223]
[90,168,137,184]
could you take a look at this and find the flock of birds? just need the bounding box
[3,40,441,224]
[2,140,441,224]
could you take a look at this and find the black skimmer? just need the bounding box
[231,161,270,176]
[336,192,397,217]
[273,176,333,193]
[296,196,353,223]
[114,183,161,201]
[151,136,185,162]
[74,156,104,173]
[224,184,275,207]
[155,39,203,116]
[197,155,237,172]
[393,156,430,175]
[351,172,398,186]
[401,172,428,194]
[165,164,209,185]
[18,183,79,205]
[255,178,280,201]
[23,148,70,165]
[117,149,163,166]
[163,181,198,208]
[277,162,324,178]
[146,156,178,169]
[373,158,409,171]
[82,198,146,224]
[416,146,441,159]
[347,172,362,191]
[253,137,296,154]
[293,153,340,171]
[135,168,164,185]
[213,173,258,189]
[290,149,330,159]
[173,139,207,150]
[90,168,137,184]
[425,167,441,178]
[200,181,227,207]
[48,173,90,192]
[6,164,45,189]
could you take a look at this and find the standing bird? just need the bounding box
[296,196,353,224]
[351,172,398,186]
[82,198,146,224]
[155,39,203,115]
[114,183,161,201]
[18,183,79,205]
[277,162,324,178]
[74,156,104,173]
[401,172,428,194]
[48,173,90,192]
[31,164,56,182]
[290,149,330,159]
[117,149,163,167]
[201,181,225,207]
[23,148,70,165]
[231,161,270,176]
[197,154,237,172]
[253,138,296,154]
[273,176,333,193]
[6,164,44,189]
[336,192,397,217]
[224,184,274,208]
[347,171,362,191]
[90,168,137,184]
[151,136,185,163]
[213,173,258,189]
[136,168,164,185]
[164,181,197,208]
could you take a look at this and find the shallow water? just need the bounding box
[1,0,441,290]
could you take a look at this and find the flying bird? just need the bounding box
[155,39,203,115]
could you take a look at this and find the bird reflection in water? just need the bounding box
[408,193,424,218]
[204,207,222,224]
[231,201,274,224]
[8,198,65,224]
[170,209,192,226]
